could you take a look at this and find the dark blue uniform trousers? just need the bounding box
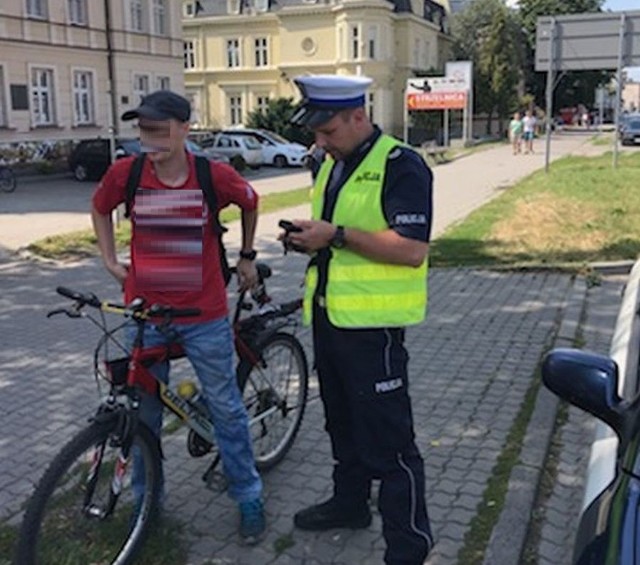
[312,304,433,565]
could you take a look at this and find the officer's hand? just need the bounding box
[287,220,336,252]
[236,258,258,292]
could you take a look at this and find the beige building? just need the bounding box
[0,0,184,146]
[622,81,640,113]
[183,0,452,137]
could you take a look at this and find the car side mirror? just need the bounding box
[542,348,624,435]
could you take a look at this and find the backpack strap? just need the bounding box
[124,154,146,219]
[194,155,227,235]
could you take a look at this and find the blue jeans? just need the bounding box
[130,317,262,503]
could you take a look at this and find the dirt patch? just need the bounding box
[491,193,607,256]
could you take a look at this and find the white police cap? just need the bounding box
[290,75,373,128]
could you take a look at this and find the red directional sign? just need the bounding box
[406,91,467,110]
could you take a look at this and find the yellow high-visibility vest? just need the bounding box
[303,134,428,328]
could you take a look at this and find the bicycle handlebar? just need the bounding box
[53,286,201,320]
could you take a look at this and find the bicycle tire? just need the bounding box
[15,418,162,565]
[0,167,16,193]
[237,332,309,471]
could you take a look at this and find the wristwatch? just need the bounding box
[329,226,346,249]
[239,249,257,260]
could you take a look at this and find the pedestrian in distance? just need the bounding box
[522,109,537,154]
[509,111,523,155]
[304,142,326,182]
[283,74,434,565]
[90,89,266,545]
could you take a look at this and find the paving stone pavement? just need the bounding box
[533,274,627,565]
[1,248,621,564]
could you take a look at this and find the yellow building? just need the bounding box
[183,0,452,137]
[0,0,184,145]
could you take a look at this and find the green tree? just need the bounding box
[245,97,313,145]
[518,0,608,110]
[451,0,524,134]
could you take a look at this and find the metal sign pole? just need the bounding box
[403,86,409,144]
[544,18,555,174]
[613,13,627,169]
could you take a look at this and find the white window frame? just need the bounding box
[184,40,196,69]
[30,66,57,127]
[228,94,243,125]
[72,68,95,125]
[256,95,269,113]
[367,91,375,122]
[228,0,241,14]
[156,75,170,90]
[0,65,7,127]
[367,25,377,60]
[226,38,241,69]
[254,0,269,12]
[183,1,195,17]
[350,24,360,60]
[152,0,166,35]
[254,37,268,68]
[26,0,47,18]
[67,0,87,25]
[133,74,150,104]
[129,0,144,32]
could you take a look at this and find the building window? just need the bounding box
[0,67,6,127]
[184,40,196,69]
[72,70,94,125]
[68,0,86,24]
[227,0,241,14]
[367,26,377,60]
[254,37,268,67]
[26,0,47,18]
[229,95,242,125]
[350,25,360,60]
[31,67,56,126]
[156,76,170,90]
[227,39,241,68]
[153,0,166,35]
[133,74,149,104]
[129,0,143,32]
[367,92,375,122]
[256,95,269,113]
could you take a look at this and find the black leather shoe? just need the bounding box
[294,497,372,531]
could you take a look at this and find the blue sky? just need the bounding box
[602,0,638,10]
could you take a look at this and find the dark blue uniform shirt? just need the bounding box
[321,126,433,243]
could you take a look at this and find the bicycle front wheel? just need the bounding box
[0,167,16,193]
[237,332,309,471]
[16,418,162,565]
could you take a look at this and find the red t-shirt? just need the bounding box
[92,153,259,322]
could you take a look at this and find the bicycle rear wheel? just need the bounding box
[237,332,309,471]
[16,417,162,565]
[0,167,16,193]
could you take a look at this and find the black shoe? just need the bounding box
[294,497,372,531]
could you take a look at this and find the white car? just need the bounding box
[222,128,307,168]
[208,133,264,171]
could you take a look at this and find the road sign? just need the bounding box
[536,11,640,71]
[406,91,467,110]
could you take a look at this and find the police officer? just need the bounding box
[284,75,434,565]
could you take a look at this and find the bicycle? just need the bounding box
[15,263,309,565]
[0,165,16,193]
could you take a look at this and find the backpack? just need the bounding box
[124,154,231,286]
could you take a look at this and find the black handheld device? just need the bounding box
[278,219,303,233]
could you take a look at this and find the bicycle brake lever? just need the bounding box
[46,308,67,318]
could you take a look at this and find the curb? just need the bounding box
[482,277,588,564]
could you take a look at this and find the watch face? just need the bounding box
[331,227,345,249]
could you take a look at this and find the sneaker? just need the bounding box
[239,498,266,545]
[293,496,372,531]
